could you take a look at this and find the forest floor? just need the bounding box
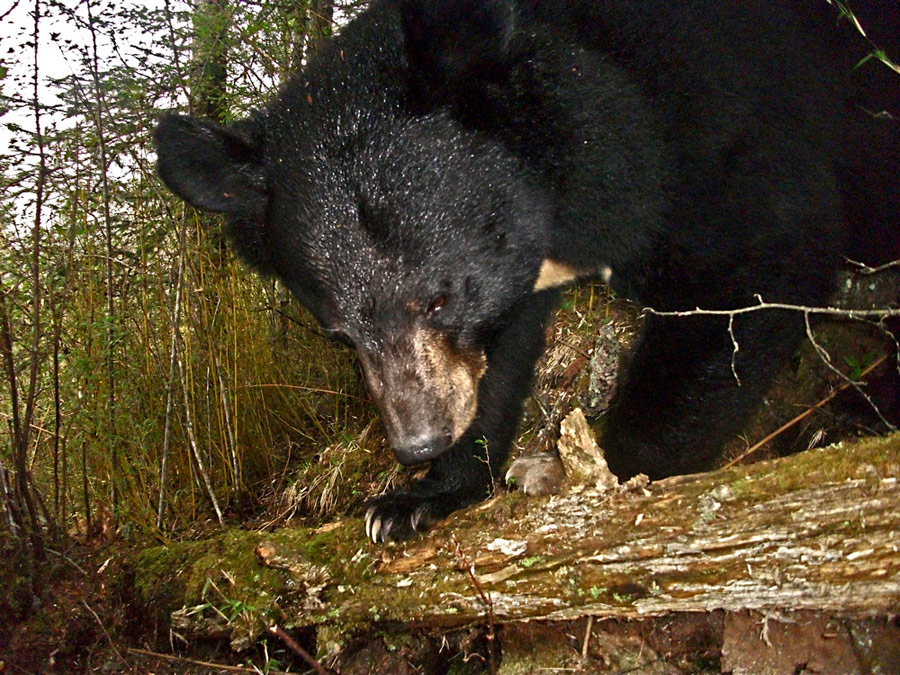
[2,532,899,673]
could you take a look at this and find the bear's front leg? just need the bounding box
[365,290,559,542]
[603,309,808,481]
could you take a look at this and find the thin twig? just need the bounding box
[81,599,127,667]
[582,615,594,659]
[0,0,20,22]
[126,647,289,673]
[645,294,898,414]
[45,547,88,576]
[846,258,900,275]
[450,533,497,675]
[728,313,741,386]
[269,624,330,674]
[233,382,362,399]
[177,347,224,524]
[722,353,890,469]
[644,295,900,320]
[804,314,896,430]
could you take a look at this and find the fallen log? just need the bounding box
[136,433,900,650]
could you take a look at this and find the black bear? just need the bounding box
[155,0,899,542]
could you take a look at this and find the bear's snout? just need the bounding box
[355,329,486,464]
[391,431,453,466]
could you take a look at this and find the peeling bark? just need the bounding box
[137,434,900,649]
[352,436,900,624]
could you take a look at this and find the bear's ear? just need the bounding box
[154,114,266,219]
[397,0,517,110]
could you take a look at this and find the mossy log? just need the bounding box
[136,434,900,649]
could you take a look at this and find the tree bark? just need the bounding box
[139,433,900,651]
[289,0,335,72]
[284,436,900,624]
[190,0,230,122]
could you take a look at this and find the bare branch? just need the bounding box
[644,295,899,320]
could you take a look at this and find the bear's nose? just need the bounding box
[392,432,452,465]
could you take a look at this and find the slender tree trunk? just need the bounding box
[7,0,51,562]
[190,0,230,122]
[52,324,60,520]
[0,278,27,539]
[290,0,335,72]
[85,0,119,513]
[53,123,83,532]
[157,220,188,528]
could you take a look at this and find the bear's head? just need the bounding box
[154,1,552,465]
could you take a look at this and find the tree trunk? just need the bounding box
[290,0,335,72]
[190,0,230,122]
[307,0,334,55]
[137,433,900,651]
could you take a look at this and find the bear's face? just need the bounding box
[267,113,549,464]
[156,109,549,465]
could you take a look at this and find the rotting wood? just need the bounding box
[281,436,897,623]
[139,434,900,648]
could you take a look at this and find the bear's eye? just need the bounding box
[425,294,448,320]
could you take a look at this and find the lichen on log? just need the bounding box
[135,433,900,647]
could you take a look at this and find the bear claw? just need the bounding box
[364,492,444,542]
[365,503,408,543]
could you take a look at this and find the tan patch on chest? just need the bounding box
[534,259,579,291]
[534,259,612,291]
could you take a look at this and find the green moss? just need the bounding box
[134,539,209,610]
[128,432,900,650]
[720,433,899,503]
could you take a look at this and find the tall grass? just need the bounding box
[0,1,373,542]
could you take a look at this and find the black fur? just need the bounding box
[154,0,899,541]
